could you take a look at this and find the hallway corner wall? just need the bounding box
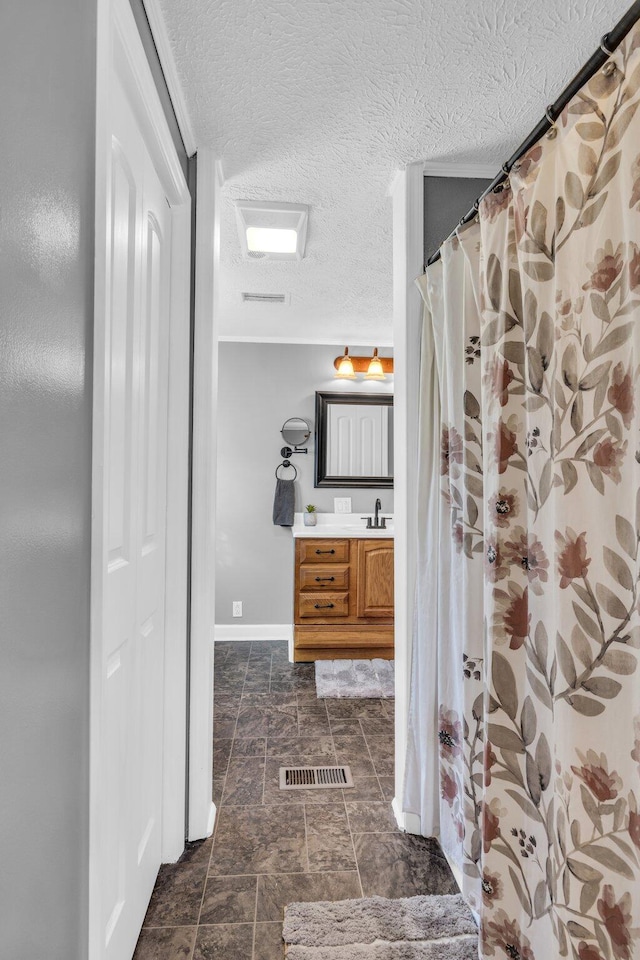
[0,1,98,956]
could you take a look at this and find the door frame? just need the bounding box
[390,162,424,834]
[187,148,221,840]
[90,0,191,952]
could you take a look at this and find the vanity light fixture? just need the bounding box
[333,348,393,379]
[365,348,386,381]
[334,348,356,380]
[234,200,309,261]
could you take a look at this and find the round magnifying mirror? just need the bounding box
[281,417,311,447]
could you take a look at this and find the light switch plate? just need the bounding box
[334,497,352,514]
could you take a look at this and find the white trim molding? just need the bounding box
[143,0,197,156]
[391,162,424,829]
[188,148,220,842]
[392,796,422,835]
[423,160,498,179]
[214,624,294,643]
[217,334,394,347]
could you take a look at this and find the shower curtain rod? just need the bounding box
[425,0,640,268]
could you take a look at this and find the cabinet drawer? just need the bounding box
[298,539,349,564]
[298,593,349,618]
[299,565,349,591]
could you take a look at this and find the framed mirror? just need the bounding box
[314,392,394,488]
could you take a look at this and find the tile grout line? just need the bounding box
[205,670,243,922]
[208,662,242,947]
[302,802,311,873]
[360,713,388,802]
[261,737,267,805]
[194,852,210,936]
[217,716,239,807]
[328,716,364,897]
[201,691,239,948]
[346,792,365,899]
[251,867,260,960]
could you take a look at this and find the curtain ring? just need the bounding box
[600,34,614,56]
[544,105,555,125]
[501,162,510,175]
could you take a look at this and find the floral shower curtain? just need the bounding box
[408,22,640,960]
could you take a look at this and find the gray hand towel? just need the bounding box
[273,477,295,526]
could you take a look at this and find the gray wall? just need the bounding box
[0,1,96,956]
[424,176,491,263]
[216,342,394,625]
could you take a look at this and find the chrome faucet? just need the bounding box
[374,498,381,527]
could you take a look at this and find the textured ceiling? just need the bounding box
[159,0,622,343]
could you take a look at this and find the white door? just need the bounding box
[100,68,173,960]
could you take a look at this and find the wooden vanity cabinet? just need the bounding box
[293,537,394,662]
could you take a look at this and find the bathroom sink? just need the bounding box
[341,523,392,531]
[290,513,394,538]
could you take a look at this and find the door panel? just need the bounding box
[328,404,389,476]
[100,71,172,960]
[107,145,136,569]
[133,155,171,899]
[356,540,395,619]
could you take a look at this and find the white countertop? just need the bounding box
[291,512,394,538]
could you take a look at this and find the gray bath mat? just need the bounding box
[315,659,395,699]
[284,893,478,959]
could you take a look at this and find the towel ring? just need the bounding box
[275,461,297,479]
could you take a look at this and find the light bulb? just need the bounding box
[365,348,386,381]
[334,348,356,380]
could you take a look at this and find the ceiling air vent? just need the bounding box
[241,292,288,304]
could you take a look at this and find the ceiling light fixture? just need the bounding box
[234,200,309,261]
[333,349,393,380]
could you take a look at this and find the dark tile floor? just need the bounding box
[133,640,458,960]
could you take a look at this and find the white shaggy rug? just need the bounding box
[283,893,478,959]
[315,659,395,699]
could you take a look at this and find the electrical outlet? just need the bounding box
[334,497,352,514]
[232,601,243,618]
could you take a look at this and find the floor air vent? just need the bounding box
[279,765,354,790]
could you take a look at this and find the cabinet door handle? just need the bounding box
[315,548,335,555]
[315,576,335,582]
[314,602,335,609]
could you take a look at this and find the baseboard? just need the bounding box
[207,801,216,836]
[188,799,216,843]
[214,623,293,643]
